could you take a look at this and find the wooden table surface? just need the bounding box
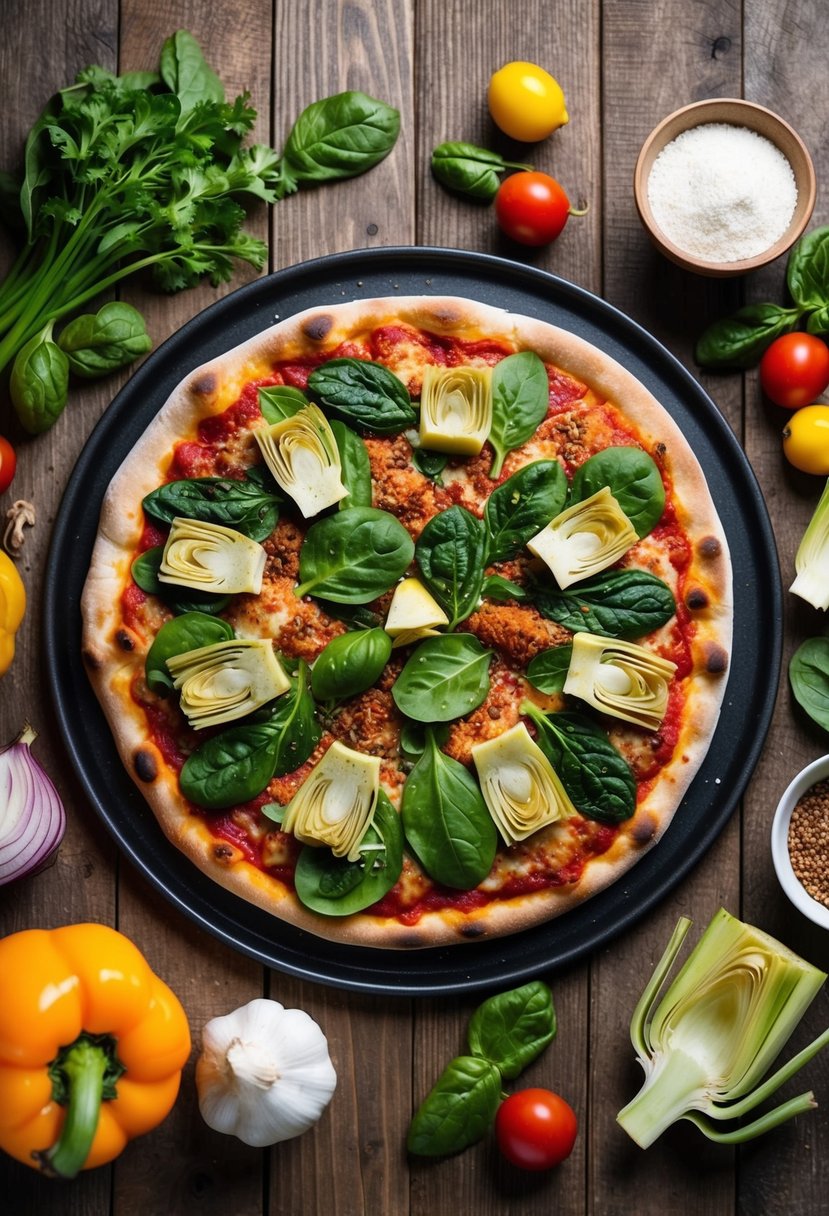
[2,1,829,1213]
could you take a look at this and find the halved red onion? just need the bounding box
[0,724,65,884]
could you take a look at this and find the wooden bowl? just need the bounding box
[634,98,816,277]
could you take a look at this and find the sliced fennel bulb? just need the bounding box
[617,908,829,1147]
[791,477,829,610]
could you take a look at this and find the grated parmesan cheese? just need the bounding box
[647,122,797,263]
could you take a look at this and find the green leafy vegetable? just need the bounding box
[525,644,573,693]
[430,141,531,201]
[569,447,665,539]
[278,91,400,193]
[533,568,676,639]
[295,506,414,603]
[402,731,496,889]
[392,634,492,723]
[130,545,231,615]
[789,637,829,732]
[415,505,487,629]
[159,29,224,109]
[330,420,373,509]
[480,573,530,602]
[483,459,567,560]
[57,302,152,378]
[10,322,69,433]
[142,475,281,541]
[787,226,829,312]
[310,628,392,701]
[411,447,448,482]
[467,981,557,1080]
[144,610,235,696]
[488,352,550,478]
[258,385,309,423]
[307,358,416,434]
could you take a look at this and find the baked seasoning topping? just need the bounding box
[788,779,829,907]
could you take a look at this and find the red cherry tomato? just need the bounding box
[0,436,16,495]
[495,171,573,246]
[759,333,829,409]
[495,1087,578,1171]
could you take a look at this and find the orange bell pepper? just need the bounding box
[0,923,191,1178]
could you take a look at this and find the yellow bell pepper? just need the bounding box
[0,551,25,675]
[0,923,191,1178]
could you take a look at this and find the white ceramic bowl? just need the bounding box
[770,754,829,930]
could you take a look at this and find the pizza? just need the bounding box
[80,295,732,949]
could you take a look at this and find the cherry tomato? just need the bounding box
[759,333,829,409]
[496,172,573,246]
[782,404,829,474]
[488,62,569,142]
[495,1088,578,1171]
[0,436,16,495]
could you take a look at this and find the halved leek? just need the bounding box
[282,741,380,862]
[563,632,677,730]
[617,908,829,1148]
[790,477,829,610]
[471,722,577,845]
[159,517,266,594]
[527,486,637,589]
[254,403,347,518]
[167,639,290,729]
[418,366,493,455]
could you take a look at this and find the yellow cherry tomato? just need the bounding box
[488,62,569,142]
[782,404,829,474]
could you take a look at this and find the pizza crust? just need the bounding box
[81,295,733,950]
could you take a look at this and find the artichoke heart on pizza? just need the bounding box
[253,403,347,518]
[385,577,449,648]
[418,365,493,455]
[160,517,267,594]
[527,486,637,589]
[563,632,677,730]
[166,638,290,729]
[282,741,381,862]
[472,723,577,847]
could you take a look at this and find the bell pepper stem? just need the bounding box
[36,1037,111,1179]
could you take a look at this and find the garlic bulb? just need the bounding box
[196,998,337,1147]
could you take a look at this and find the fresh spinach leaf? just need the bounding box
[308,357,416,434]
[130,545,231,615]
[526,644,573,694]
[330,419,373,509]
[488,351,549,478]
[412,447,449,482]
[142,475,281,541]
[533,569,675,639]
[484,459,567,560]
[402,732,496,889]
[255,660,321,777]
[294,791,403,916]
[258,384,308,423]
[430,141,531,201]
[695,303,799,369]
[790,636,829,732]
[310,628,392,700]
[57,302,152,378]
[10,324,69,434]
[295,506,414,603]
[467,980,556,1080]
[159,29,225,112]
[569,447,665,539]
[281,91,400,187]
[407,1055,502,1156]
[145,610,234,696]
[399,721,450,759]
[522,702,636,823]
[787,226,829,312]
[415,504,487,629]
[481,573,530,602]
[392,634,492,723]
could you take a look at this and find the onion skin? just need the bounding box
[0,724,66,884]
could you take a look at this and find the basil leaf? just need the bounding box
[130,546,231,615]
[142,475,281,541]
[330,419,373,509]
[789,637,829,732]
[58,302,152,378]
[392,634,492,724]
[258,384,308,423]
[569,447,665,539]
[296,506,414,603]
[308,358,416,434]
[526,644,573,693]
[411,447,448,483]
[524,704,636,823]
[310,628,392,701]
[806,306,829,336]
[282,91,400,184]
[534,569,676,639]
[481,573,530,603]
[467,980,556,1079]
[145,610,235,696]
[787,225,829,312]
[430,141,530,201]
[294,791,403,915]
[488,351,550,478]
[407,1055,502,1156]
[484,459,567,561]
[10,325,69,435]
[694,303,799,369]
[159,29,224,112]
[415,505,487,629]
[402,733,496,889]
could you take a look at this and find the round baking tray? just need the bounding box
[45,246,781,996]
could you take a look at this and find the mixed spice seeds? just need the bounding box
[788,779,829,908]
